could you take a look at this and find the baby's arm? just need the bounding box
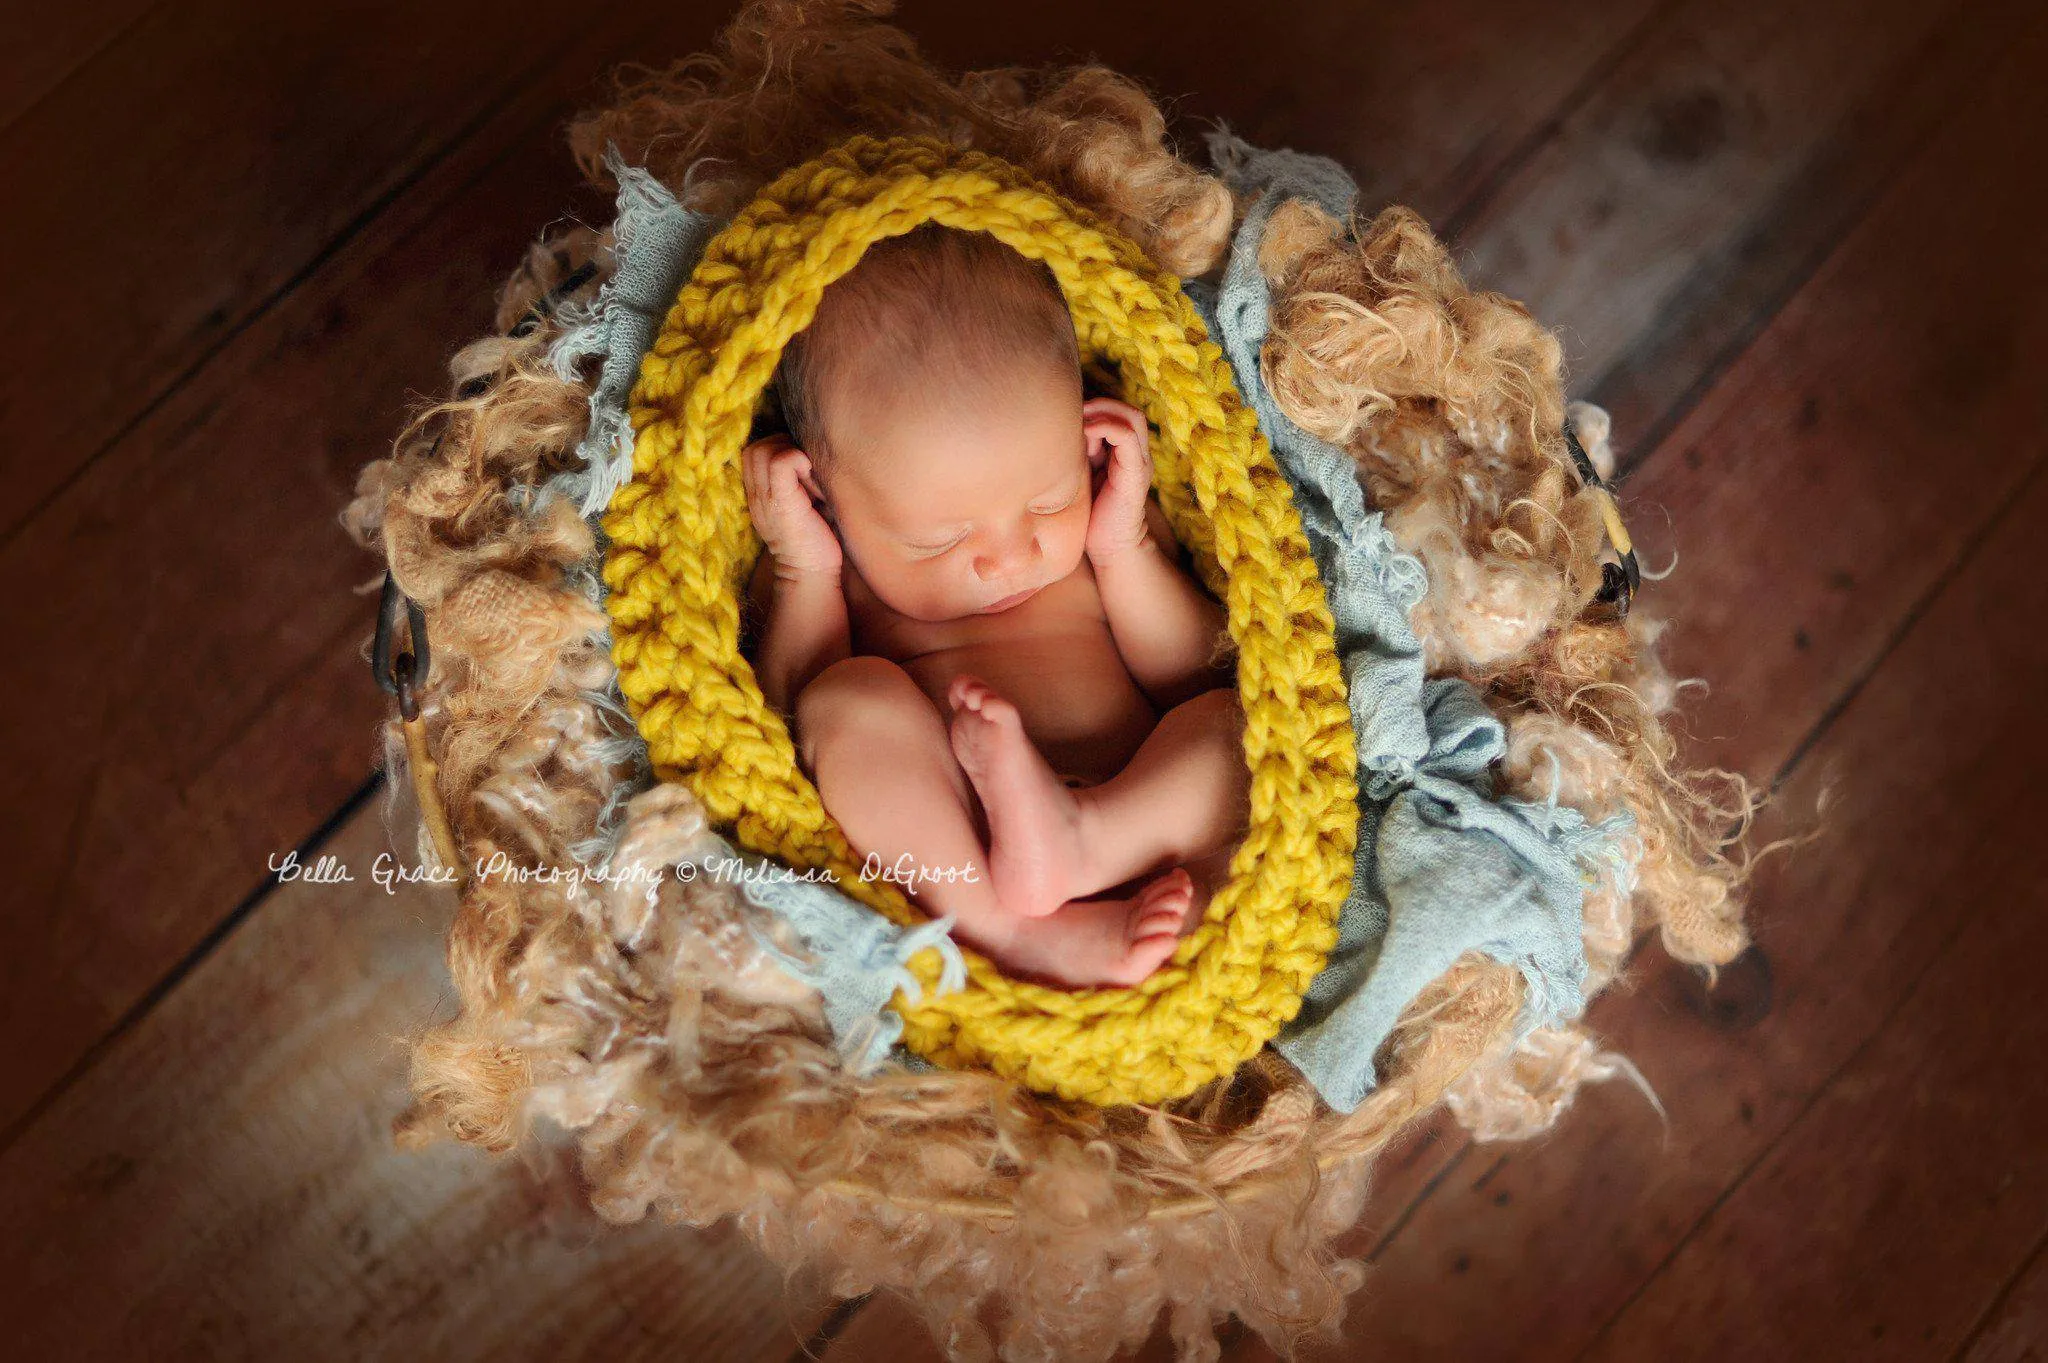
[742,435,850,714]
[1082,398,1234,710]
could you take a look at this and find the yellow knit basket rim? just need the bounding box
[601,133,1359,1106]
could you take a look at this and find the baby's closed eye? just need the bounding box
[905,494,1080,556]
[907,533,966,557]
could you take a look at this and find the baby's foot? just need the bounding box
[947,674,1085,918]
[1008,867,1197,988]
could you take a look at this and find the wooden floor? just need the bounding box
[4,0,2044,1357]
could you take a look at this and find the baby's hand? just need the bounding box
[1082,397,1155,567]
[742,434,842,578]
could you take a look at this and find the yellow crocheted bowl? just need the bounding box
[602,134,1358,1106]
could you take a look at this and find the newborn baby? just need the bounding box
[741,223,1250,988]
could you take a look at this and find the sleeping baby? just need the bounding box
[741,223,1249,988]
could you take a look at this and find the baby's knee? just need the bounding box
[797,655,921,723]
[795,656,931,765]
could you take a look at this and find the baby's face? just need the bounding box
[815,365,1092,622]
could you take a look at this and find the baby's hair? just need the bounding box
[774,223,1082,474]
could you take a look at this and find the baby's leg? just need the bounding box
[798,657,1004,938]
[950,679,1249,916]
[798,658,1192,985]
[1073,687,1250,889]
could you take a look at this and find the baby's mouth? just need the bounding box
[982,584,1040,613]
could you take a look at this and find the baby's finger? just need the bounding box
[747,440,782,500]
[1083,397,1148,447]
[1088,416,1149,479]
[767,450,810,506]
[742,450,770,537]
[1112,422,1153,477]
[1083,425,1113,471]
[750,467,785,542]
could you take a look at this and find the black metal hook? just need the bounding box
[509,259,601,338]
[1563,422,1640,616]
[372,571,431,722]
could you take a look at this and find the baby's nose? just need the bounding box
[972,526,1042,581]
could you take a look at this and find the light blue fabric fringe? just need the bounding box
[543,146,725,521]
[541,134,1636,1103]
[1188,128,1636,1108]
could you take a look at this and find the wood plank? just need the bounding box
[1617,9,2048,779]
[0,806,821,1360]
[821,1298,952,1363]
[895,0,1665,225]
[822,1290,1194,1361]
[1579,0,2038,465]
[1960,1238,2048,1363]
[1450,0,1993,407]
[1224,11,2048,1358]
[1581,468,2048,1359]
[0,6,739,1133]
[0,0,679,540]
[0,0,152,132]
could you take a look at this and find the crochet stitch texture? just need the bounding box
[603,133,1359,1105]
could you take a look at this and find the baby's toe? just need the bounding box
[948,674,999,713]
[1131,871,1195,937]
[1132,905,1185,941]
[1116,931,1180,984]
[982,693,1022,729]
[1140,868,1193,907]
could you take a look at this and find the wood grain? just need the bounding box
[0,0,152,132]
[1224,12,2048,1358]
[0,2,761,1136]
[0,805,822,1361]
[1579,0,2040,465]
[1620,5,2048,780]
[1961,1239,2048,1363]
[1581,467,2048,1359]
[1451,0,1966,397]
[894,0,1664,224]
[0,0,691,540]
[2,0,1659,547]
[821,1297,954,1363]
[0,127,583,1136]
[822,1290,1194,1362]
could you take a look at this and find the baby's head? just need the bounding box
[774,224,1091,622]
